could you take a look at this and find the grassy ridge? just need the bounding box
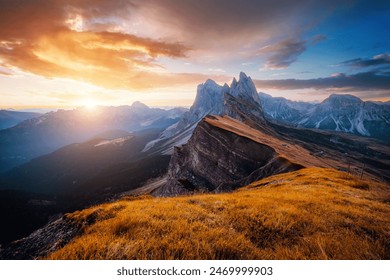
[47,168,390,260]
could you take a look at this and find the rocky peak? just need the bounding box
[323,94,362,106]
[192,73,262,119]
[142,72,266,154]
[191,79,225,117]
[190,72,263,122]
[230,72,261,104]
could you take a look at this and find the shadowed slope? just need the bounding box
[154,114,390,196]
[3,168,388,260]
[155,115,303,196]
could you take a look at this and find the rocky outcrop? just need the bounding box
[223,92,267,129]
[229,72,261,104]
[0,216,81,260]
[153,115,303,196]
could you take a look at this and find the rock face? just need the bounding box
[143,72,265,154]
[0,216,81,260]
[153,116,302,196]
[145,73,390,196]
[223,91,266,127]
[229,72,261,104]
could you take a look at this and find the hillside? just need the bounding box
[2,128,163,194]
[153,114,390,196]
[0,129,171,247]
[1,73,389,260]
[4,168,388,260]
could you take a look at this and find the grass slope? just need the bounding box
[47,168,390,260]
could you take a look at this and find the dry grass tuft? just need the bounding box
[47,168,390,260]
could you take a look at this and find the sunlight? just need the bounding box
[65,14,84,32]
[81,99,98,110]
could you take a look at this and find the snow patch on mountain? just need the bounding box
[260,93,390,142]
[94,136,134,147]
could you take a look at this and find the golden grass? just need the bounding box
[47,168,390,260]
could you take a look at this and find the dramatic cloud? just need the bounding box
[0,0,340,91]
[129,0,342,52]
[341,54,390,68]
[0,0,352,91]
[258,39,307,69]
[0,0,202,90]
[1,0,389,106]
[254,71,390,91]
[256,35,327,69]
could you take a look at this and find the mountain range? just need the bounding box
[0,110,42,130]
[2,72,389,197]
[2,129,167,195]
[144,73,390,196]
[0,103,187,172]
[143,72,265,155]
[0,72,389,259]
[259,93,390,142]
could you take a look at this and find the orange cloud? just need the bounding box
[0,0,200,91]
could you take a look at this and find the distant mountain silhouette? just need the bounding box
[0,110,41,130]
[0,103,186,172]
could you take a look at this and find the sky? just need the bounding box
[0,0,389,109]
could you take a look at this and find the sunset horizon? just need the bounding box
[0,1,389,266]
[1,0,389,109]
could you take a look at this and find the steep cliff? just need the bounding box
[153,113,390,196]
[153,116,303,196]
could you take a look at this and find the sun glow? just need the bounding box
[65,14,84,32]
[81,99,98,110]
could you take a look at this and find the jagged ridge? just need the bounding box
[143,72,265,154]
[153,115,303,196]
